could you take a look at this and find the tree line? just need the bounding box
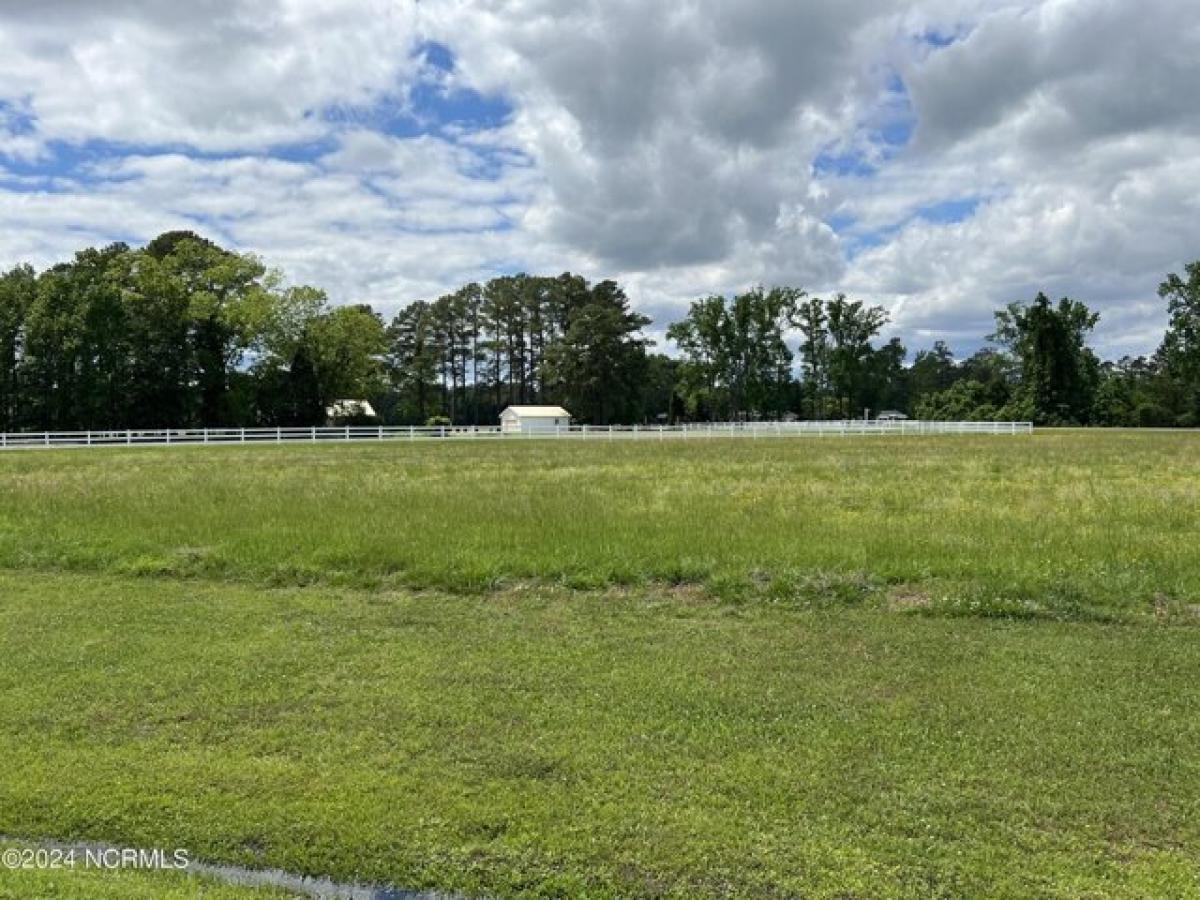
[0,231,1197,430]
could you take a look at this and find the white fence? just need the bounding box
[0,420,1032,451]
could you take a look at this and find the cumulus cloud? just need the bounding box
[835,0,1200,354]
[0,0,423,152]
[423,0,895,274]
[0,0,1197,355]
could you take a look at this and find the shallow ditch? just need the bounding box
[0,836,465,899]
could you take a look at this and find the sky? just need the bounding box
[1,0,1197,359]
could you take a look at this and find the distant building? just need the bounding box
[499,405,571,434]
[326,399,377,424]
[877,410,909,421]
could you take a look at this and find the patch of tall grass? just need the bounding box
[1,431,1196,620]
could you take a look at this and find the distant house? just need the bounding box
[326,399,377,424]
[877,410,909,421]
[499,405,571,434]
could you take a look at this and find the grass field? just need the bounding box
[0,431,1198,897]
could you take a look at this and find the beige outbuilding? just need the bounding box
[499,405,572,434]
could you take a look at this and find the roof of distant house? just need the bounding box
[327,399,377,417]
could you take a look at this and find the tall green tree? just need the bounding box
[1092,356,1177,427]
[0,264,36,430]
[122,249,193,427]
[640,353,683,423]
[825,294,889,418]
[862,337,908,415]
[481,275,527,409]
[281,344,324,426]
[20,245,137,430]
[908,340,957,409]
[991,292,1100,425]
[1155,261,1200,425]
[728,287,805,418]
[460,282,485,424]
[387,301,440,424]
[668,287,804,420]
[248,285,331,427]
[541,280,651,424]
[795,295,830,419]
[666,295,729,419]
[308,304,387,406]
[914,347,1020,422]
[149,231,273,426]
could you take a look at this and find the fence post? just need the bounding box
[344,426,350,441]
[311,426,316,442]
[204,429,209,445]
[378,425,383,441]
[126,430,131,446]
[240,429,245,443]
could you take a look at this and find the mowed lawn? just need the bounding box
[0,431,1198,897]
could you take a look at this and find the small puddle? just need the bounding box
[0,836,465,899]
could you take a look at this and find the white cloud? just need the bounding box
[0,0,422,152]
[1,0,1198,356]
[422,0,895,272]
[834,0,1200,355]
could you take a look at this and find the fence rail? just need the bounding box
[0,420,1033,451]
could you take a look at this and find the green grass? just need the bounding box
[0,431,1198,620]
[0,432,1198,896]
[2,572,1198,898]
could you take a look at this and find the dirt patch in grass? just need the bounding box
[886,585,934,611]
[1150,593,1200,625]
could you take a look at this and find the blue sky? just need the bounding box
[1,0,1196,359]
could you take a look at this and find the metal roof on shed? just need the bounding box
[500,406,571,417]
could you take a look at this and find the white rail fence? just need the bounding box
[0,420,1032,451]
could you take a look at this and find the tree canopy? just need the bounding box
[0,232,1197,429]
